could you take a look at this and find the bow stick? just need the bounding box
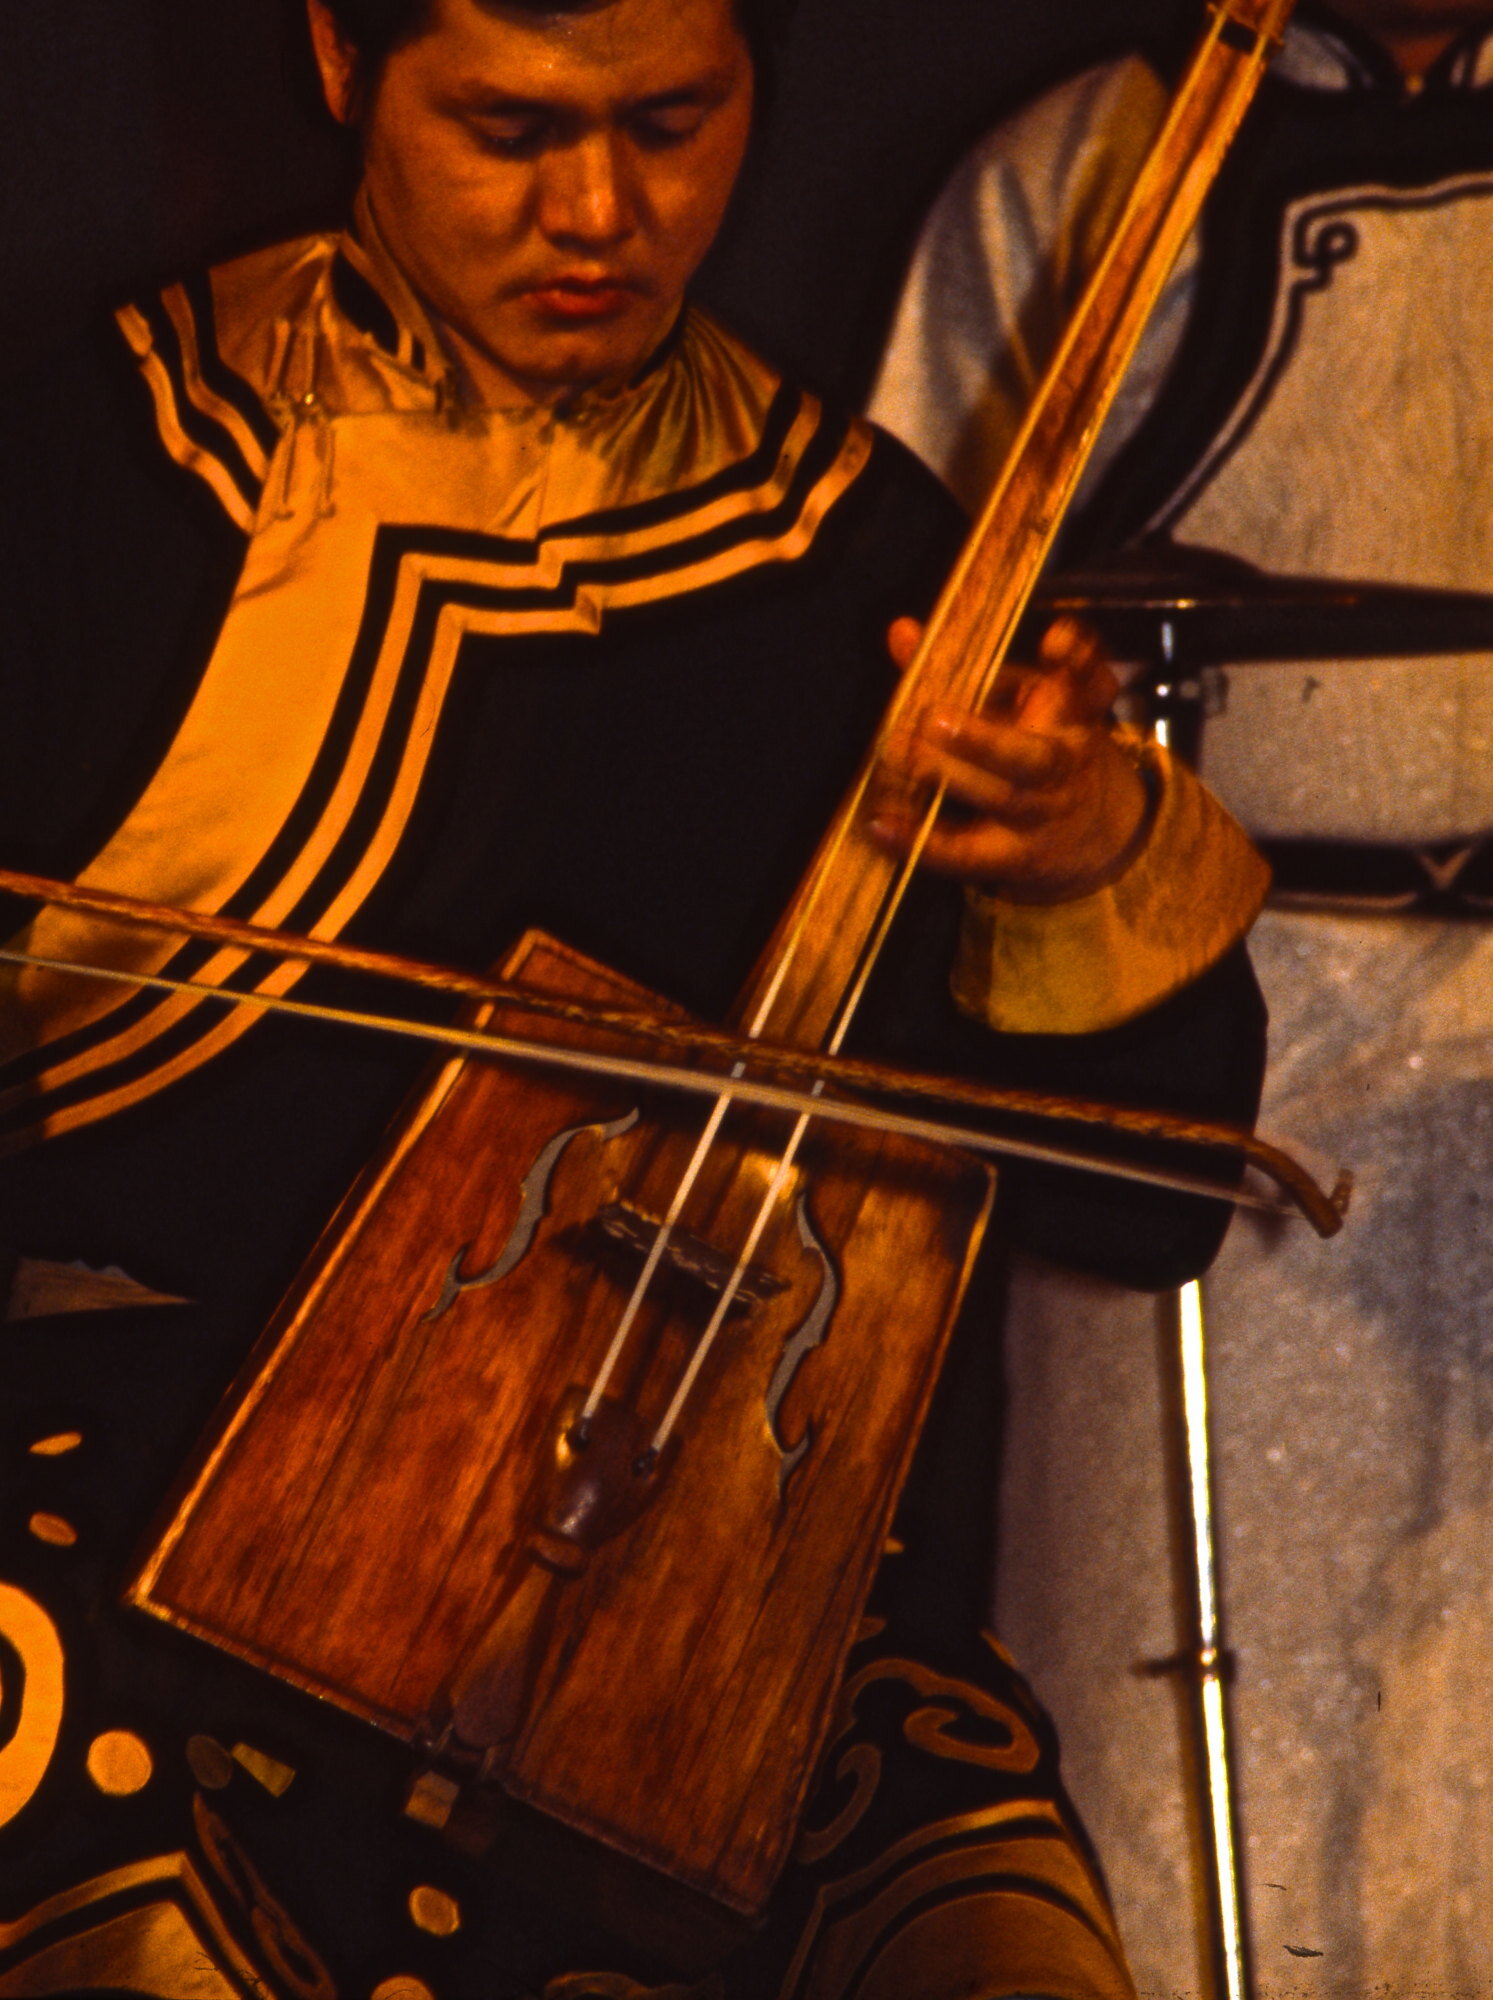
[0,865,1345,1233]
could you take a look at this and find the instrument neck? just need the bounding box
[731,0,1297,1056]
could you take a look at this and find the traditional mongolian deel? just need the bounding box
[0,196,1263,2000]
[3,196,872,1149]
[875,5,1493,1988]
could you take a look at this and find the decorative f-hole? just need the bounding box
[764,1194,839,1503]
[423,1109,640,1323]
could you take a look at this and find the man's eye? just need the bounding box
[473,115,548,157]
[630,105,707,149]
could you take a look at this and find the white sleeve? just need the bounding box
[868,54,1200,516]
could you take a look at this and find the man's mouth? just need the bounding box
[524,276,639,321]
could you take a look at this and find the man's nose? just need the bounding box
[538,133,637,249]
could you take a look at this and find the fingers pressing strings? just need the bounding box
[870,615,1150,899]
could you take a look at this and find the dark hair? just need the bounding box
[319,0,793,104]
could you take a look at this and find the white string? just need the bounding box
[0,948,1303,1212]
[577,1076,740,1426]
[648,1100,816,1457]
[584,751,949,1439]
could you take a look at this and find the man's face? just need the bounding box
[311,0,754,403]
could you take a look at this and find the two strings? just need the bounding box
[565,0,1270,1431]
[575,764,963,1459]
[635,0,1300,1442]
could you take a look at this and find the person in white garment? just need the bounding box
[871,0,1493,1990]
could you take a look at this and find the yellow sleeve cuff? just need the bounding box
[951,743,1270,1036]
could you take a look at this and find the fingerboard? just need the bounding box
[732,0,1297,1055]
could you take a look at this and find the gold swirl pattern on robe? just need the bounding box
[0,1584,64,1832]
[784,1641,1136,2000]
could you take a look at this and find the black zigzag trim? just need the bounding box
[0,961,277,1139]
[0,966,180,1101]
[179,271,283,459]
[134,292,264,513]
[550,379,809,539]
[0,907,278,1101]
[1153,175,1493,533]
[0,501,432,1118]
[0,907,298,1108]
[217,388,850,944]
[2,397,858,1130]
[0,943,298,1138]
[366,385,842,581]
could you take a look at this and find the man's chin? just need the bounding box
[484,303,674,401]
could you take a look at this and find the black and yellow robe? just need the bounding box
[0,212,1265,2000]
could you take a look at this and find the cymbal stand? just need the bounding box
[1147,623,1252,2000]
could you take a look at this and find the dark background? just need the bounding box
[0,0,1192,400]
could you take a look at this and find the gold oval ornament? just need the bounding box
[86,1730,154,1796]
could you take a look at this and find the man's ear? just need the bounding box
[306,0,360,126]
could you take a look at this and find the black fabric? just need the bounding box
[1261,832,1493,915]
[0,325,247,913]
[1072,55,1493,561]
[0,1336,1117,1997]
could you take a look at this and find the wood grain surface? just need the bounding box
[133,933,993,1913]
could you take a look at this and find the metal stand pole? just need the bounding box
[1170,1280,1251,2000]
[1149,637,1252,2000]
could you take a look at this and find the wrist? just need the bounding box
[953,745,1271,1036]
[989,733,1159,907]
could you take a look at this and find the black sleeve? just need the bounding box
[972,943,1267,1289]
[0,315,247,918]
[858,854,1267,1291]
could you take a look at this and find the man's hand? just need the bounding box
[869,614,1151,903]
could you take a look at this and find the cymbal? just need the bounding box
[1029,540,1493,663]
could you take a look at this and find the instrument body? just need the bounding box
[132,932,992,1913]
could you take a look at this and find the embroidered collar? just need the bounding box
[1275,8,1493,96]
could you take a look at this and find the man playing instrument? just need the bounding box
[0,2,1269,1996]
[872,0,1493,1986]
